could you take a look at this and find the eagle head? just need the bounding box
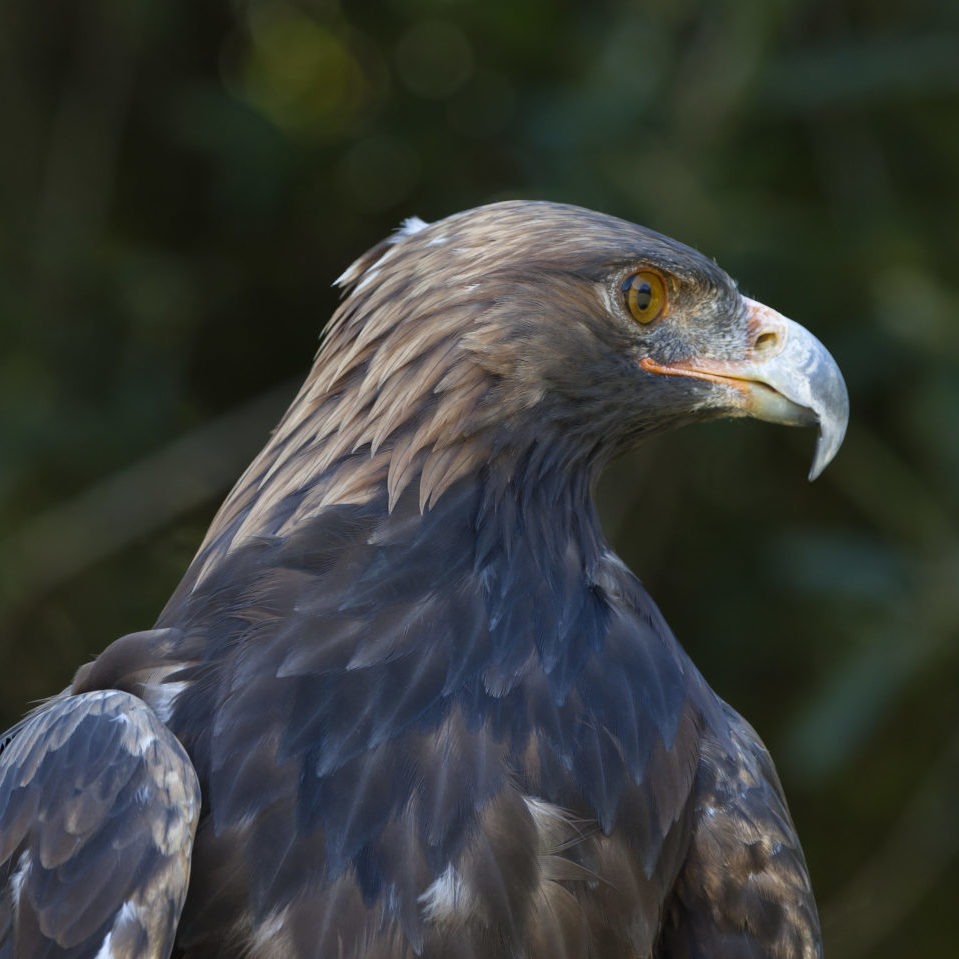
[202,200,847,551]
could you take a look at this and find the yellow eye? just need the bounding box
[623,270,667,325]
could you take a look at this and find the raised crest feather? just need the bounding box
[334,214,431,291]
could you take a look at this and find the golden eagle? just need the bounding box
[0,202,847,959]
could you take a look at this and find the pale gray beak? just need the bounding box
[733,299,849,480]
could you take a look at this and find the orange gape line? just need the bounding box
[639,356,752,393]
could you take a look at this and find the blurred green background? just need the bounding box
[2,0,958,955]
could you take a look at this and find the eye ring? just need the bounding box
[623,270,667,325]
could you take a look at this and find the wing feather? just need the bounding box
[659,704,822,959]
[0,690,200,959]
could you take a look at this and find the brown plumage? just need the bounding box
[0,201,847,959]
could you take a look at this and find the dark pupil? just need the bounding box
[634,281,652,310]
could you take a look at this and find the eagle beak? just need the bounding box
[640,298,849,480]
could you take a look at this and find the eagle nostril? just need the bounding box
[753,331,780,354]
